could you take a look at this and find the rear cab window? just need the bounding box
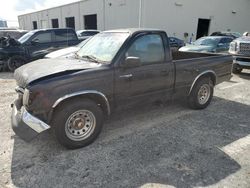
[54,29,77,42]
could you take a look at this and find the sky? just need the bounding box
[0,0,79,27]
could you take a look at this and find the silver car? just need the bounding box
[179,36,234,53]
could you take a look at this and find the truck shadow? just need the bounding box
[237,71,250,80]
[10,97,250,188]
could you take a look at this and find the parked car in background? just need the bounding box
[76,30,100,41]
[45,37,92,59]
[210,31,241,39]
[0,28,80,71]
[11,29,232,149]
[179,36,234,53]
[0,29,28,39]
[169,37,185,51]
[229,34,250,73]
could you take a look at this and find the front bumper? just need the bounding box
[233,58,250,69]
[11,100,51,142]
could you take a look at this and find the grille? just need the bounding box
[239,43,250,55]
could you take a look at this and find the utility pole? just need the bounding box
[139,0,142,28]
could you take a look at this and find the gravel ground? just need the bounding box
[0,71,250,188]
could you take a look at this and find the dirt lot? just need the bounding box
[0,71,250,188]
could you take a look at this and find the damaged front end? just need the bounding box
[0,36,22,71]
[11,86,50,141]
[11,57,100,141]
[0,36,21,48]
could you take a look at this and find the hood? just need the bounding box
[45,46,80,59]
[234,36,250,43]
[14,58,101,87]
[179,45,213,52]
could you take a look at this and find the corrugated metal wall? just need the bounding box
[18,0,250,40]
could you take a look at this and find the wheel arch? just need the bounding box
[188,70,216,95]
[50,90,111,121]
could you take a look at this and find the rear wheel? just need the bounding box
[52,99,104,149]
[188,77,214,109]
[7,56,26,72]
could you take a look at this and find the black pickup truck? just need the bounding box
[11,29,233,149]
[0,28,80,71]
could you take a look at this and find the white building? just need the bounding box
[18,0,250,40]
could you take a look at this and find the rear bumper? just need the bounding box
[11,100,50,142]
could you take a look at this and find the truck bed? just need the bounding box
[172,51,220,61]
[172,51,233,96]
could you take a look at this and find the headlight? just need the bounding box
[229,42,239,54]
[229,42,235,52]
[23,89,30,106]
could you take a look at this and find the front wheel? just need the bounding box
[52,99,104,149]
[7,56,26,72]
[188,77,214,109]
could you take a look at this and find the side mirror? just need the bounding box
[31,39,39,45]
[122,57,141,68]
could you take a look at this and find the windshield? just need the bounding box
[194,38,219,46]
[76,32,130,63]
[76,37,92,48]
[18,31,34,44]
[76,30,83,36]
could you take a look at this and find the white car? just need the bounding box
[76,30,100,41]
[45,37,91,59]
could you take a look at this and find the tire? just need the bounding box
[232,64,242,74]
[7,56,26,72]
[52,99,104,149]
[188,77,214,110]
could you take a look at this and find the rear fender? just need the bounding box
[188,70,217,95]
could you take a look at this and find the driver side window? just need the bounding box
[126,34,165,65]
[32,32,52,43]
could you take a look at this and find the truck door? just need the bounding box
[27,31,54,60]
[115,33,174,106]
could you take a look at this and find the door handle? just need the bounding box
[119,74,133,79]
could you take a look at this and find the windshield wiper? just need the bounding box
[74,52,80,59]
[81,55,100,63]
